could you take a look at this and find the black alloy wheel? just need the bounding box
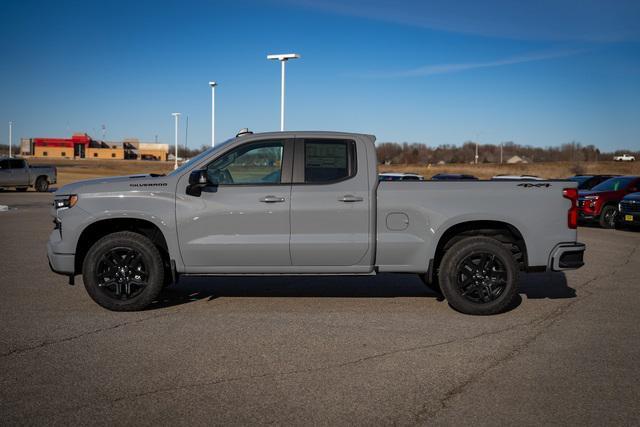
[456,252,507,303]
[96,247,149,300]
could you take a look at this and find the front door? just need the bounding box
[289,138,372,267]
[176,139,293,270]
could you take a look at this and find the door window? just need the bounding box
[206,141,284,185]
[304,139,355,183]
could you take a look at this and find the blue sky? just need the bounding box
[1,0,639,151]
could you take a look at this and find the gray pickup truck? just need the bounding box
[0,157,56,192]
[47,131,585,315]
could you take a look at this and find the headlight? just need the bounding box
[54,195,78,210]
[584,195,599,200]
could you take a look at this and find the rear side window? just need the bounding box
[9,159,25,169]
[304,139,355,183]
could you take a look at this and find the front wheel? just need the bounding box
[438,236,518,315]
[599,205,617,229]
[82,231,164,311]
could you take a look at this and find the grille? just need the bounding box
[620,201,640,212]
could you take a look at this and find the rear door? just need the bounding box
[289,137,372,267]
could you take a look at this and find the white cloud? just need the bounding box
[362,48,589,78]
[281,0,640,42]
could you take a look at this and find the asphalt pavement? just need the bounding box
[1,191,638,425]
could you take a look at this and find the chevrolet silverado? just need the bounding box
[47,131,585,315]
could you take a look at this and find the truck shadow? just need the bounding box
[149,271,576,311]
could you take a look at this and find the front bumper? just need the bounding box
[47,240,75,275]
[548,242,586,271]
[619,211,640,225]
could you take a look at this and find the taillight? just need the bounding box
[563,188,578,229]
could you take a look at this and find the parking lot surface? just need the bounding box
[1,191,639,425]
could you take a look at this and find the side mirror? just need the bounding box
[186,169,212,197]
[189,169,209,186]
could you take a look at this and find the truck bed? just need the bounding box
[376,180,576,272]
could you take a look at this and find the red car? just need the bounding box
[578,176,640,228]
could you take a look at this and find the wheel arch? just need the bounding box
[75,218,170,275]
[431,220,527,281]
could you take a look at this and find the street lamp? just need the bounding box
[267,53,300,131]
[171,113,180,170]
[8,121,13,158]
[209,81,217,147]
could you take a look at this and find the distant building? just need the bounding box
[24,133,168,161]
[506,155,528,164]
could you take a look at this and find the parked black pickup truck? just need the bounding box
[0,157,56,192]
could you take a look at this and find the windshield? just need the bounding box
[569,176,591,189]
[168,137,235,176]
[591,177,636,192]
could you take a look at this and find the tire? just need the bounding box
[599,205,617,229]
[35,176,49,192]
[15,187,28,192]
[82,231,164,311]
[438,236,518,315]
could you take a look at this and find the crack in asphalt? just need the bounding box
[43,312,564,420]
[0,311,174,358]
[414,237,640,423]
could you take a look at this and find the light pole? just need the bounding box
[8,121,13,158]
[209,81,217,147]
[172,113,180,170]
[267,53,300,131]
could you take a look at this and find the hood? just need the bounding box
[622,192,640,202]
[578,190,602,198]
[578,189,617,198]
[55,174,172,196]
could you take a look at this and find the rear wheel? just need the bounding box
[35,176,49,192]
[82,231,164,311]
[438,236,518,315]
[599,205,617,229]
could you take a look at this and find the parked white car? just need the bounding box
[613,154,636,162]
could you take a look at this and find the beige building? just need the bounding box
[86,147,125,159]
[33,146,74,159]
[27,134,169,161]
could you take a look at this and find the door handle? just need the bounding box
[259,195,286,203]
[338,195,364,202]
